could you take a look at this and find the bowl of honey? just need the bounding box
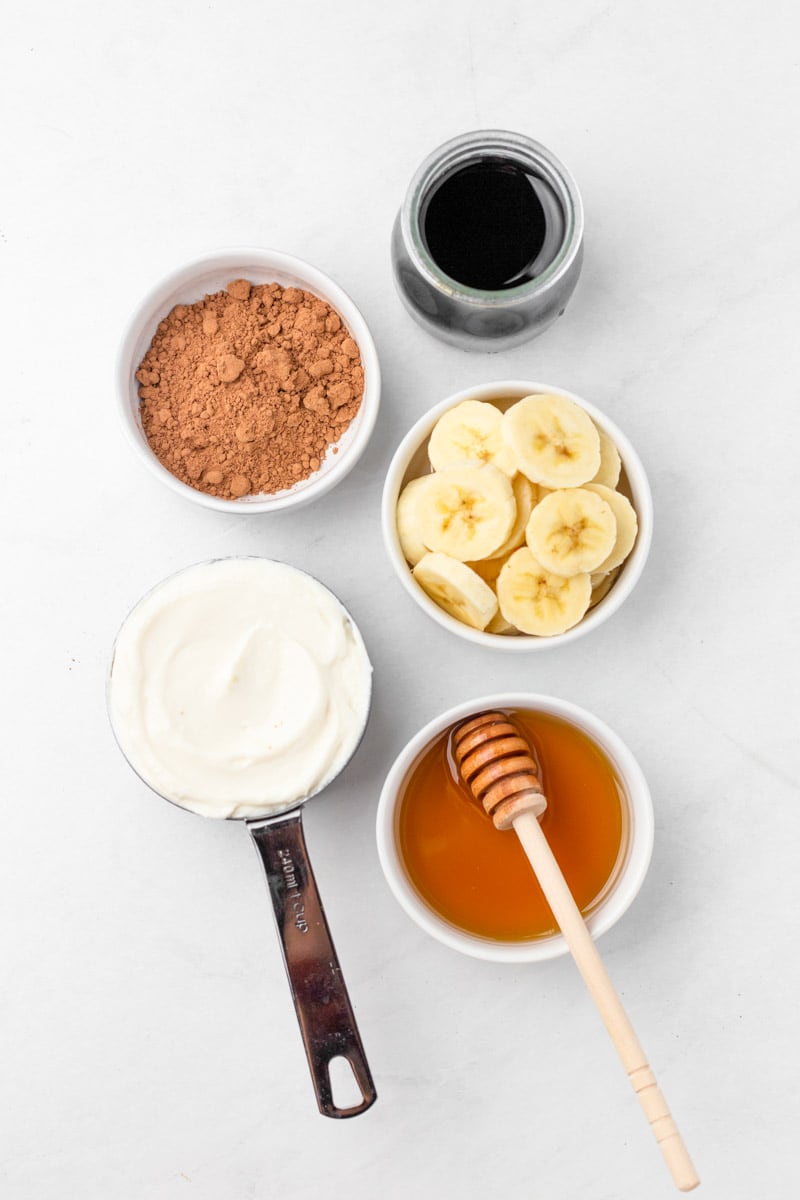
[376,694,654,962]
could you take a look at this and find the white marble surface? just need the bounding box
[2,2,798,1197]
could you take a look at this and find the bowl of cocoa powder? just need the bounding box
[117,249,380,511]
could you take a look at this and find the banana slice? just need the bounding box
[591,427,622,489]
[584,484,638,572]
[526,488,617,577]
[588,566,621,609]
[396,475,434,566]
[501,394,600,488]
[413,553,498,630]
[467,554,508,585]
[428,399,518,476]
[486,609,519,635]
[418,463,516,562]
[466,553,518,633]
[497,548,591,636]
[490,474,541,560]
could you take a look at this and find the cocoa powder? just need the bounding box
[136,279,364,499]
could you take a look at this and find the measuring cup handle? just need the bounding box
[248,811,377,1118]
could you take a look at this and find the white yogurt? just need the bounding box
[108,559,372,819]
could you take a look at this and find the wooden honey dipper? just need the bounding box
[453,712,700,1193]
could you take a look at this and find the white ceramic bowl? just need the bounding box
[381,380,652,650]
[376,693,654,963]
[116,248,381,513]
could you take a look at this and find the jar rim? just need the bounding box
[400,129,584,308]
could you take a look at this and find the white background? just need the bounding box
[2,2,798,1197]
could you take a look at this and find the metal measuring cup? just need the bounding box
[107,560,377,1119]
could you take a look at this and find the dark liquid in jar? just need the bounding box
[398,710,626,941]
[421,158,550,291]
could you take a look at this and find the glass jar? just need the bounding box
[391,130,584,352]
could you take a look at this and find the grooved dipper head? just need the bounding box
[452,711,548,830]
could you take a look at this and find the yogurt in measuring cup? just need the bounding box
[108,558,372,819]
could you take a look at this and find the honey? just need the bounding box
[397,709,626,941]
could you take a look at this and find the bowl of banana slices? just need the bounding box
[381,380,652,649]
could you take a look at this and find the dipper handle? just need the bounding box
[452,713,699,1191]
[513,809,698,1191]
